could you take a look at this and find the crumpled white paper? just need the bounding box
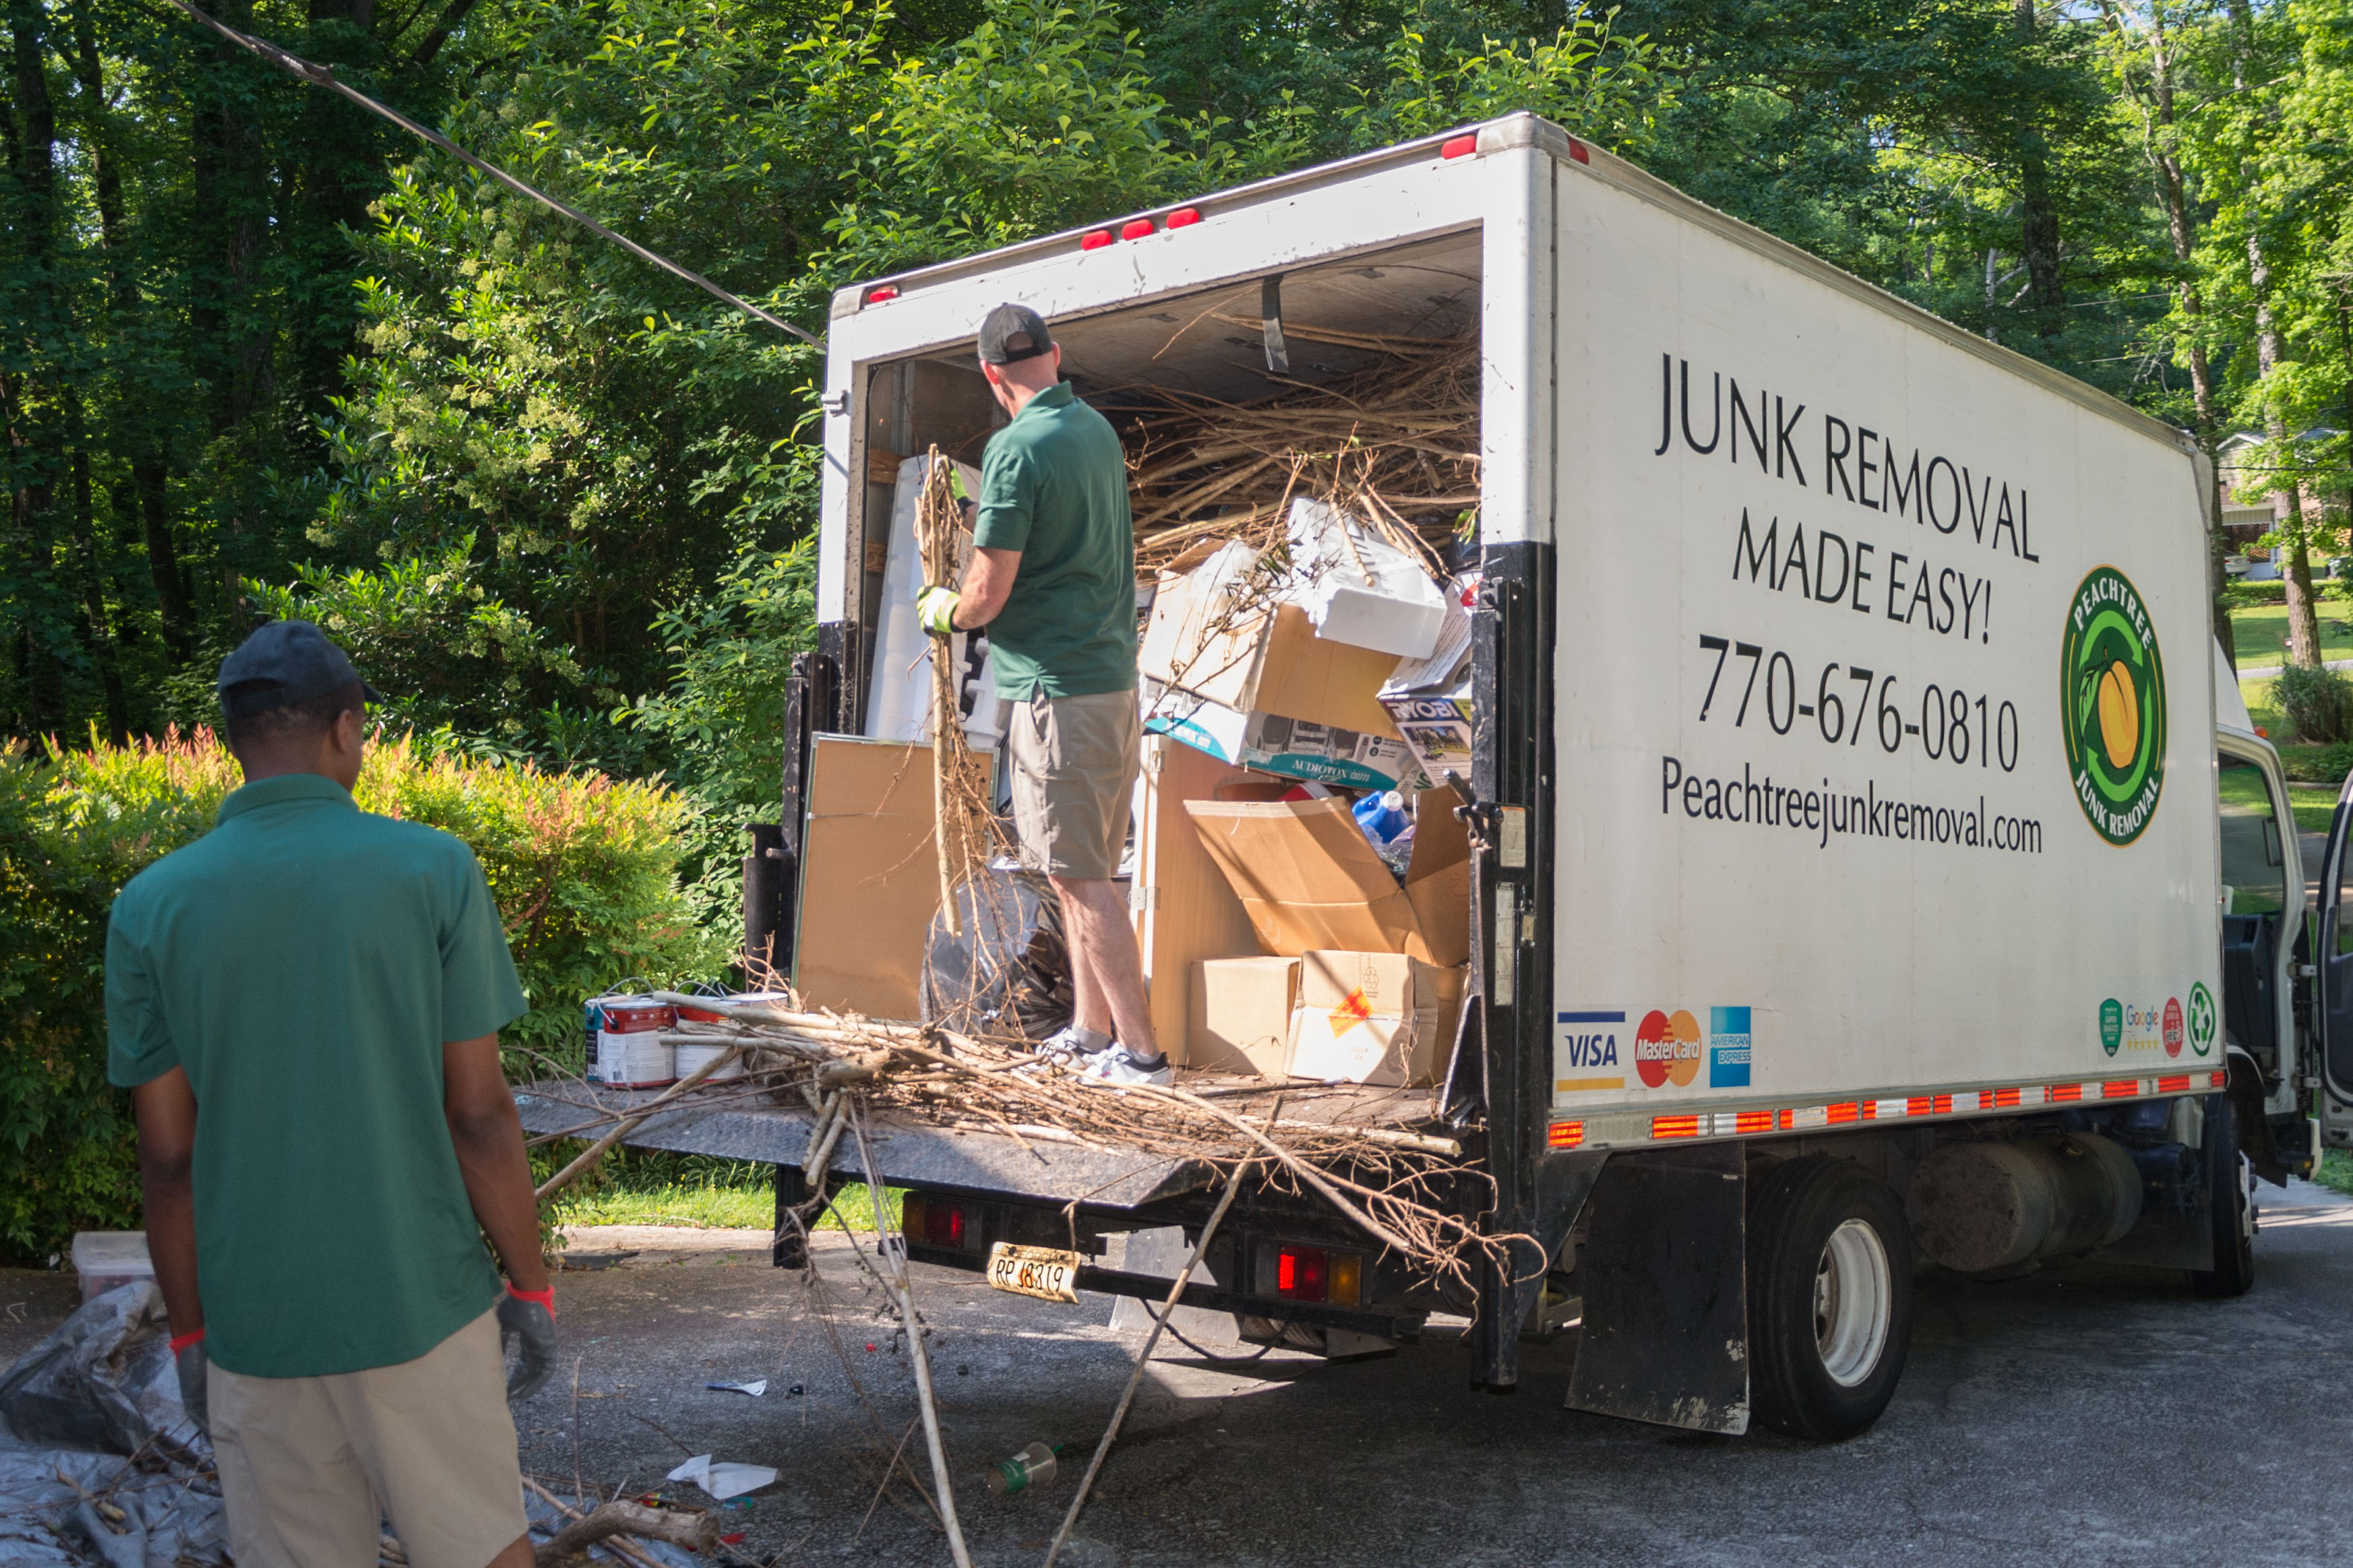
[704,1379,766,1396]
[666,1453,780,1501]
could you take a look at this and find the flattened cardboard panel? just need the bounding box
[1184,796,1420,958]
[1134,734,1260,1061]
[795,734,942,1022]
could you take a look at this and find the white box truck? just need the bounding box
[540,113,2353,1441]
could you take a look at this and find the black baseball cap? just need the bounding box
[977,303,1054,365]
[216,620,384,720]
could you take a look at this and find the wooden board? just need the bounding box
[794,734,945,1022]
[1132,733,1264,1067]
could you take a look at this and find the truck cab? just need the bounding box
[2213,639,2344,1183]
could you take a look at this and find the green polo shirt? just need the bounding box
[105,772,526,1378]
[973,381,1138,699]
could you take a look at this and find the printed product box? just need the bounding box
[1378,692,1474,778]
[1286,951,1467,1087]
[1147,683,1424,792]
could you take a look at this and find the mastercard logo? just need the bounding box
[1634,1009,1703,1088]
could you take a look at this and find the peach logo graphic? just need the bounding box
[1634,1008,1703,1088]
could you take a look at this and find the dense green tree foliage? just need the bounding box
[5,0,2351,833]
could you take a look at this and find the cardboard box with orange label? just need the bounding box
[1286,951,1465,1087]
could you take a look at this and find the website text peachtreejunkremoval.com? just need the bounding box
[1660,755,2044,854]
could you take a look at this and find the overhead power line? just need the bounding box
[162,0,824,347]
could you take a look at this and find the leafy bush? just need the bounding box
[0,728,721,1260]
[2275,663,2353,745]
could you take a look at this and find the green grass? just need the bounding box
[545,1148,901,1233]
[2227,600,2353,669]
[2319,1149,2353,1197]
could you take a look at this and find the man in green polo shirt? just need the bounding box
[106,621,554,1568]
[915,302,1167,1085]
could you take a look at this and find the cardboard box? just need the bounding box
[1189,956,1302,1076]
[1379,692,1474,778]
[1183,784,1470,968]
[1147,684,1423,792]
[1140,548,1403,737]
[1287,951,1467,1086]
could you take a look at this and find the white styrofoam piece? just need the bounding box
[865,453,985,743]
[1285,497,1446,659]
[668,1453,780,1501]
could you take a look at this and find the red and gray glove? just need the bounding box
[495,1284,557,1400]
[171,1328,209,1437]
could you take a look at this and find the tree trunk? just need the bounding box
[9,0,69,733]
[2229,0,2319,668]
[2134,0,2234,663]
[2013,0,2067,345]
[71,446,129,743]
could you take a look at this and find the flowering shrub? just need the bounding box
[0,727,719,1258]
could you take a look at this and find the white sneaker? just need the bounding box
[1079,1046,1173,1087]
[1031,1025,1105,1072]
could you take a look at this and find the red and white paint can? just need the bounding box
[595,999,677,1088]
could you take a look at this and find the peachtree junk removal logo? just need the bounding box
[2062,565,2166,846]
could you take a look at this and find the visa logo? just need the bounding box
[1563,1033,1619,1067]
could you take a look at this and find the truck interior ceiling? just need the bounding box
[849,225,1486,714]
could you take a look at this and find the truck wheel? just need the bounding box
[1748,1157,1914,1441]
[2191,1094,2256,1299]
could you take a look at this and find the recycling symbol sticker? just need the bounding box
[2187,982,2216,1058]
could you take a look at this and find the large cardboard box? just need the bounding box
[1140,555,1403,738]
[1183,784,1471,968]
[1287,951,1466,1087]
[1189,956,1301,1076]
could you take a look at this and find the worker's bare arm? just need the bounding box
[955,546,1022,629]
[444,1034,551,1293]
[133,1069,204,1339]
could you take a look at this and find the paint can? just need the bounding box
[671,1038,747,1081]
[597,999,677,1088]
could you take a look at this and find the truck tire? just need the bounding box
[2191,1094,2256,1299]
[1748,1156,1914,1441]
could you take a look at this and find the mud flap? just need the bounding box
[1564,1143,1749,1435]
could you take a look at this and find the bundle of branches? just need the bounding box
[535,989,1520,1298]
[1124,336,1479,573]
[915,448,1003,937]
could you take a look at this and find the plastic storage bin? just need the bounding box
[72,1231,155,1303]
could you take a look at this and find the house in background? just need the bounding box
[2216,429,2346,580]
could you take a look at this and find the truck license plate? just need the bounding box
[986,1243,1082,1304]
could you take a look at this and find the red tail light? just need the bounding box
[1120,218,1155,241]
[1165,208,1202,228]
[1440,134,1477,160]
[865,285,899,304]
[1080,230,1115,251]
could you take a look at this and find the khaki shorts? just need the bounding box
[209,1307,527,1568]
[1008,689,1140,881]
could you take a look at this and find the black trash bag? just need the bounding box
[921,864,1072,1042]
[0,1280,204,1461]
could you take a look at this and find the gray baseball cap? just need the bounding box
[216,620,384,720]
[977,303,1053,364]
